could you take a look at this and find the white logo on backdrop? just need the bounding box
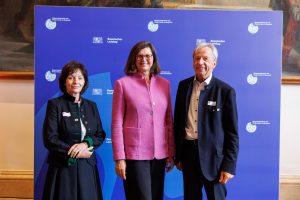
[196,39,207,45]
[107,89,114,95]
[148,21,159,32]
[147,19,172,32]
[45,70,56,82]
[210,39,225,46]
[93,37,103,44]
[247,72,272,85]
[107,38,123,44]
[45,17,71,30]
[246,121,271,133]
[92,88,103,95]
[195,38,225,46]
[246,120,271,133]
[246,122,257,133]
[45,19,57,30]
[248,23,259,34]
[248,21,272,34]
[160,71,172,75]
[247,74,258,85]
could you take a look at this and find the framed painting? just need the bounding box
[278,0,300,84]
[0,0,34,79]
[2,0,297,82]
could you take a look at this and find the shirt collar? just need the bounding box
[193,73,212,86]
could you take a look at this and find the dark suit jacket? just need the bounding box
[43,93,106,167]
[174,76,239,181]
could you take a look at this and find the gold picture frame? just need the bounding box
[0,72,34,80]
[280,0,300,84]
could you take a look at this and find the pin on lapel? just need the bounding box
[62,112,71,117]
[207,101,216,106]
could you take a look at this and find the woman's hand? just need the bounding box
[76,146,94,158]
[68,142,88,158]
[165,157,175,172]
[115,160,126,180]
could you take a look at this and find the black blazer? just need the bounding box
[174,76,239,181]
[43,94,106,167]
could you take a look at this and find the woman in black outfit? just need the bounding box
[42,61,106,200]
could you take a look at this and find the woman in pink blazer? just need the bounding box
[112,41,175,200]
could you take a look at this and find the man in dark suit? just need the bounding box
[174,42,239,200]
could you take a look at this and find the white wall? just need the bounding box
[280,85,300,176]
[0,79,299,176]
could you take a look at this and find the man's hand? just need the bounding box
[176,162,183,171]
[219,171,234,184]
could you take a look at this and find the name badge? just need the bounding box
[62,112,71,117]
[207,101,216,106]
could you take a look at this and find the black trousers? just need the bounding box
[182,140,227,200]
[124,159,166,200]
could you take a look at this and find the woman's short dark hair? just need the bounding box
[124,41,161,75]
[59,61,89,94]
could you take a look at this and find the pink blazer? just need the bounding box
[111,73,175,160]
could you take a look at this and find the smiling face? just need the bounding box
[65,69,85,98]
[193,46,217,82]
[135,47,154,75]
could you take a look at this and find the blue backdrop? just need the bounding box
[35,6,282,200]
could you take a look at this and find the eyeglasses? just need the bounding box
[136,54,153,60]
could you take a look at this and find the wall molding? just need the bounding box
[0,170,33,179]
[280,175,300,184]
[0,170,33,198]
[0,170,299,198]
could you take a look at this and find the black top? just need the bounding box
[43,93,106,167]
